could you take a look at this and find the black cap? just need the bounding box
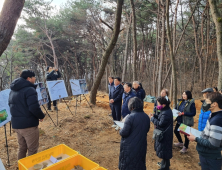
[201,88,214,93]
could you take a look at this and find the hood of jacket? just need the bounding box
[10,77,37,91]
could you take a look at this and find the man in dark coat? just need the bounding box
[9,70,45,160]
[122,83,136,118]
[150,97,173,170]
[46,66,61,111]
[109,77,124,126]
[119,97,150,170]
[133,81,146,102]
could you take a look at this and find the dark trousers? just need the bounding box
[199,155,222,170]
[47,91,57,110]
[160,159,170,170]
[111,104,122,121]
[174,123,190,148]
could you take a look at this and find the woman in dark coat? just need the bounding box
[150,97,173,170]
[119,97,150,170]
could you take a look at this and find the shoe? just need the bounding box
[48,109,53,112]
[157,162,161,167]
[198,162,201,166]
[174,142,183,148]
[109,114,112,116]
[180,146,188,153]
[111,125,117,128]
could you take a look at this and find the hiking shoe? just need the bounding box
[48,109,53,112]
[109,114,112,116]
[53,106,58,111]
[157,162,161,167]
[111,124,117,128]
[198,162,201,166]
[174,142,184,148]
[180,146,188,153]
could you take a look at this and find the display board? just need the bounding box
[36,82,49,105]
[47,80,68,101]
[70,79,88,96]
[0,89,11,127]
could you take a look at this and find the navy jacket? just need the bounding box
[151,105,173,159]
[119,109,150,170]
[46,70,61,81]
[109,84,124,105]
[9,78,45,129]
[122,90,136,118]
[133,87,146,101]
[175,99,196,123]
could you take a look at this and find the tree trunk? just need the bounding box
[0,0,25,57]
[90,0,124,105]
[130,0,137,81]
[166,0,177,107]
[208,0,222,89]
[122,23,131,82]
[157,2,166,95]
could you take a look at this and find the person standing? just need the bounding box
[133,81,146,102]
[9,70,45,160]
[153,88,170,115]
[174,91,196,153]
[109,77,124,127]
[188,92,222,170]
[46,66,61,111]
[108,76,114,116]
[198,88,213,131]
[122,83,136,118]
[150,97,173,170]
[119,97,150,170]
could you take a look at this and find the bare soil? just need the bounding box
[0,92,204,170]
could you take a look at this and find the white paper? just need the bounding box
[0,89,11,128]
[70,79,82,95]
[50,156,58,164]
[0,159,6,170]
[172,109,180,120]
[114,121,124,129]
[46,80,68,101]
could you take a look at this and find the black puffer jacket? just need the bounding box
[9,78,45,129]
[46,70,61,81]
[151,105,173,159]
[119,109,150,170]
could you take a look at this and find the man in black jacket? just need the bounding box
[109,77,124,126]
[46,66,61,111]
[9,70,45,160]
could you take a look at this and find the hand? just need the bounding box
[178,112,183,116]
[55,69,58,72]
[187,133,196,142]
[39,119,44,122]
[149,113,154,118]
[109,99,114,103]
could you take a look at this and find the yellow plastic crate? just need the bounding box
[93,167,107,170]
[45,154,99,170]
[18,144,78,170]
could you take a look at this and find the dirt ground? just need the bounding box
[0,92,204,170]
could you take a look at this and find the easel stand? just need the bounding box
[62,99,74,116]
[4,125,10,166]
[75,94,94,115]
[42,105,57,127]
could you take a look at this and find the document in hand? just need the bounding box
[172,109,180,120]
[114,121,124,129]
[0,159,6,170]
[178,123,202,138]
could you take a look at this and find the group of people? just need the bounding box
[6,68,222,170]
[109,79,222,170]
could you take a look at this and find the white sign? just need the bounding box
[0,89,11,128]
[79,79,88,94]
[70,79,82,95]
[36,82,48,105]
[0,159,6,170]
[47,80,68,101]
